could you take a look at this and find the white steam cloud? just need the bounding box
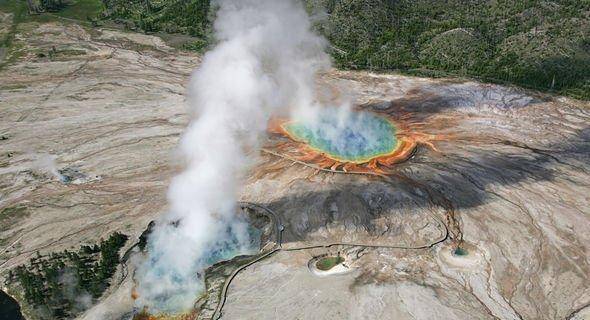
[135,0,329,313]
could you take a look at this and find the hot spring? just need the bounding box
[203,225,261,265]
[282,108,399,164]
[137,221,262,314]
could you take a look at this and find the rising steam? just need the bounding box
[135,0,329,312]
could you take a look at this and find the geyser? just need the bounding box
[282,108,399,163]
[134,0,330,315]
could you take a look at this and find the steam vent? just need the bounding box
[269,107,435,174]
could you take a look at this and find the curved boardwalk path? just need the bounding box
[211,199,449,319]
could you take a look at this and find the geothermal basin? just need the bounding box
[270,106,426,174]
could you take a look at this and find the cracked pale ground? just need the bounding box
[0,18,588,320]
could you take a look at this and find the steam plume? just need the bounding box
[135,0,329,312]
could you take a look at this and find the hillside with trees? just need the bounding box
[7,0,590,99]
[96,0,590,99]
[316,0,590,99]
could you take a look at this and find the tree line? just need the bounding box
[5,232,129,319]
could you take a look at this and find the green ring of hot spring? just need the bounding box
[283,110,399,163]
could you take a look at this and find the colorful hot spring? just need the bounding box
[283,108,399,163]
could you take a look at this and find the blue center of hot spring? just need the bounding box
[284,109,398,163]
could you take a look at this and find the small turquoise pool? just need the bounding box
[283,108,398,163]
[453,247,469,256]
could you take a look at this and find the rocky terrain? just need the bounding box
[1,17,589,320]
